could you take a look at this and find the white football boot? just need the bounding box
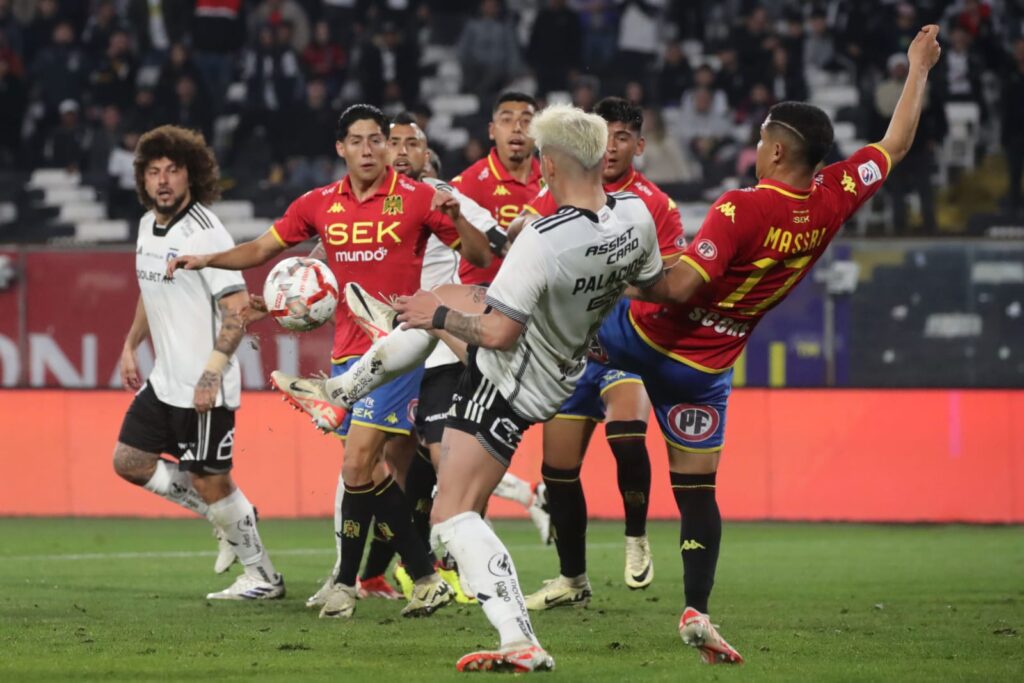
[319,583,358,619]
[678,607,744,664]
[400,574,454,617]
[456,644,555,673]
[344,282,397,342]
[206,573,285,601]
[624,535,654,589]
[525,574,592,611]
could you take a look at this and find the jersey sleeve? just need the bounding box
[631,215,666,290]
[193,217,247,299]
[651,194,686,257]
[484,225,548,324]
[422,198,461,250]
[817,144,892,223]
[680,190,753,283]
[523,186,557,216]
[268,190,318,247]
[451,186,499,233]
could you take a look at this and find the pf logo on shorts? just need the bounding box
[666,404,720,443]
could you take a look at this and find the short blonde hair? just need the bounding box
[528,104,608,171]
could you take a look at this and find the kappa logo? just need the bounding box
[488,552,513,577]
[665,404,721,443]
[858,160,882,186]
[841,170,858,195]
[696,239,718,260]
[327,202,344,214]
[493,185,511,196]
[716,202,736,223]
[384,412,399,425]
[681,539,707,551]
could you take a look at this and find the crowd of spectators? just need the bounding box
[0,1,1022,231]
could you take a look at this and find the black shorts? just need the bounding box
[118,382,236,474]
[446,347,534,467]
[416,362,463,445]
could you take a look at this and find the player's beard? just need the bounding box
[151,189,188,218]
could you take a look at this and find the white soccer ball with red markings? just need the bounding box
[263,257,338,332]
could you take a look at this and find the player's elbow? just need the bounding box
[463,244,492,269]
[878,138,908,167]
[480,325,520,351]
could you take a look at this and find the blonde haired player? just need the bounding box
[274,103,667,671]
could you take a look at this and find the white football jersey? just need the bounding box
[479,192,664,422]
[135,202,246,409]
[421,177,499,369]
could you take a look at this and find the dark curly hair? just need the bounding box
[133,125,221,209]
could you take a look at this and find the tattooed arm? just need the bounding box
[393,288,523,351]
[194,290,250,412]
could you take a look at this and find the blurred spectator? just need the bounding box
[572,75,599,111]
[378,21,420,110]
[21,0,61,64]
[685,65,728,117]
[780,11,804,70]
[301,20,346,96]
[167,75,213,141]
[732,5,774,77]
[250,0,311,53]
[656,41,691,106]
[0,47,26,164]
[616,0,663,79]
[285,79,336,189]
[874,53,946,233]
[713,49,747,108]
[43,99,88,171]
[767,45,807,102]
[881,3,920,66]
[321,0,362,43]
[527,0,582,96]
[124,87,163,135]
[107,129,141,222]
[735,121,761,185]
[457,0,523,101]
[624,80,646,107]
[804,9,837,71]
[81,0,126,59]
[348,21,384,105]
[126,0,190,62]
[88,30,137,109]
[462,136,485,166]
[955,0,992,39]
[30,21,86,114]
[735,82,772,125]
[86,104,121,179]
[1003,38,1024,216]
[675,86,733,184]
[580,1,617,77]
[636,107,700,184]
[192,0,246,110]
[0,0,21,56]
[156,43,207,112]
[941,25,985,116]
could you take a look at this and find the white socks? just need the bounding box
[492,473,534,508]
[143,460,209,516]
[207,489,279,583]
[325,325,436,407]
[332,472,344,578]
[434,511,540,648]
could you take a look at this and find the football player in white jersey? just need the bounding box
[274,104,665,672]
[114,125,283,600]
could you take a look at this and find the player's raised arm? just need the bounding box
[120,295,150,390]
[877,25,942,167]
[166,229,285,278]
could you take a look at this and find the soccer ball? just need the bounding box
[263,257,339,332]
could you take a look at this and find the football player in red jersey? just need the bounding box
[167,104,491,621]
[592,26,942,664]
[522,97,685,605]
[451,92,543,285]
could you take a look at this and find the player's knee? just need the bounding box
[190,472,234,503]
[341,449,378,485]
[112,443,157,485]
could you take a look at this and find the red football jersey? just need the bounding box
[631,144,892,372]
[270,167,460,362]
[524,166,686,258]
[451,148,542,284]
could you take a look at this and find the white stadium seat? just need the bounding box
[74,220,130,242]
[58,203,106,222]
[211,200,255,220]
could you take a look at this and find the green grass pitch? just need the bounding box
[1,518,1021,681]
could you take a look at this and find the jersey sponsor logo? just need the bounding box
[696,239,717,260]
[841,170,858,195]
[496,203,522,226]
[382,195,404,216]
[681,539,707,551]
[334,248,390,263]
[632,181,653,197]
[858,160,882,186]
[398,178,416,192]
[792,209,810,224]
[325,221,402,245]
[674,235,687,249]
[716,202,736,222]
[584,226,638,263]
[687,307,752,337]
[493,184,511,196]
[478,168,490,181]
[327,202,344,214]
[488,552,513,577]
[137,268,173,283]
[763,226,827,254]
[665,404,721,443]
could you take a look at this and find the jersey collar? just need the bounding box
[487,147,541,186]
[152,199,197,237]
[755,177,813,200]
[606,166,637,193]
[338,167,399,200]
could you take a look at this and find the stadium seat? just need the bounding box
[58,203,106,222]
[74,219,130,242]
[210,200,255,220]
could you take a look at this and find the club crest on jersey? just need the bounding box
[858,160,882,186]
[666,404,720,443]
[696,239,717,260]
[327,202,344,214]
[166,248,179,262]
[382,194,404,215]
[493,185,511,196]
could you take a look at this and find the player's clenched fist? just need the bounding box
[166,254,212,278]
[432,189,462,221]
[909,25,942,70]
[394,289,444,330]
